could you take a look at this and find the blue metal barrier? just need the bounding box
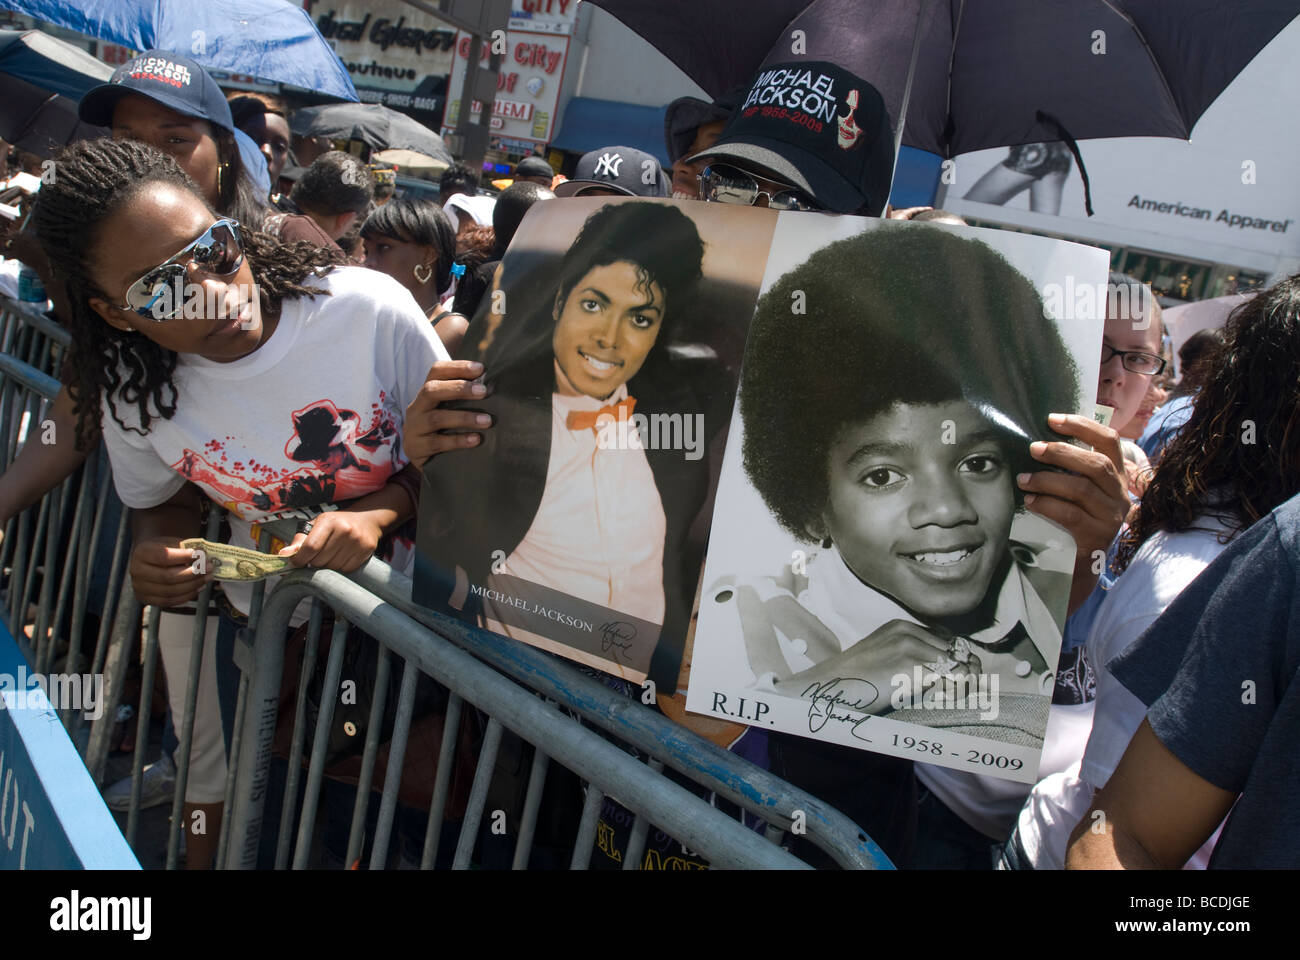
[0,619,138,868]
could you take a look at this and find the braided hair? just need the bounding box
[34,138,344,450]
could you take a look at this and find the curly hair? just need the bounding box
[34,137,345,450]
[1115,276,1300,572]
[478,200,705,378]
[439,162,479,200]
[741,225,1081,541]
[457,223,497,259]
[291,150,373,217]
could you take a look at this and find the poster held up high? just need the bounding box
[684,216,1108,783]
[413,197,779,689]
[410,201,1108,782]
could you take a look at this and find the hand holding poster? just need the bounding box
[684,215,1107,784]
[413,197,779,688]
[412,200,1107,783]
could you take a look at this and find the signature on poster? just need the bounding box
[599,620,637,660]
[802,677,877,741]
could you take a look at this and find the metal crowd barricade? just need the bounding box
[0,337,261,868]
[0,296,891,870]
[0,296,67,381]
[0,352,131,727]
[0,300,134,771]
[224,562,893,870]
[352,562,891,869]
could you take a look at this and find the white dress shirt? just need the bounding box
[504,384,668,626]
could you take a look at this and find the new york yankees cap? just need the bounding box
[554,146,669,198]
[79,50,235,134]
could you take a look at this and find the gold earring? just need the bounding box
[217,162,227,195]
[413,263,433,285]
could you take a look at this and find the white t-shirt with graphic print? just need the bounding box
[100,266,449,617]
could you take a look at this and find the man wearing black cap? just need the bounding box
[513,155,555,188]
[554,146,668,198]
[689,61,896,216]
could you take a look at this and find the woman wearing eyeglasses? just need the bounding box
[1096,272,1167,440]
[1008,274,1300,870]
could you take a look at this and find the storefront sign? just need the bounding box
[441,28,570,146]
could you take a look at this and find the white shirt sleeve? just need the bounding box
[98,394,186,509]
[393,302,450,416]
[363,270,451,448]
[1079,611,1163,787]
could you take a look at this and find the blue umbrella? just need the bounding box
[0,26,111,99]
[0,0,358,102]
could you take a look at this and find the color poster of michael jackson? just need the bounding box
[686,216,1109,783]
[412,198,778,688]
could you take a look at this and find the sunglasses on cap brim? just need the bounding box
[697,163,820,212]
[113,218,244,321]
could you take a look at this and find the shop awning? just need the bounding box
[551,97,669,166]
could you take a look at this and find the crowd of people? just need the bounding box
[0,46,1296,871]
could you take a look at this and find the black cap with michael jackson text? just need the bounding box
[688,61,895,215]
[79,50,235,134]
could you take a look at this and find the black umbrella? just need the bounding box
[592,0,1300,158]
[290,103,452,163]
[0,83,106,156]
[0,29,111,155]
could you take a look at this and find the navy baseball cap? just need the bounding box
[554,146,668,198]
[79,51,234,134]
[688,61,895,215]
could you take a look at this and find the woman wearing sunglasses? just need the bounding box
[37,136,448,590]
[0,50,334,533]
[32,138,450,861]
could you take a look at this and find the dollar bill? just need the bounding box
[181,538,292,581]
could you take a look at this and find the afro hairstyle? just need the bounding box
[740,224,1081,542]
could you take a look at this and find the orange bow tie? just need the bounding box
[566,396,636,433]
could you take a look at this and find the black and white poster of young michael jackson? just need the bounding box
[688,217,1107,783]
